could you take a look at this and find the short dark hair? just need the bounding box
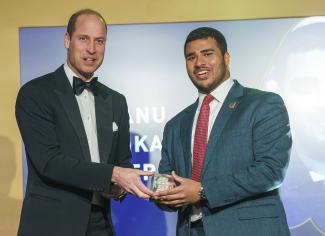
[67,9,107,37]
[184,27,227,56]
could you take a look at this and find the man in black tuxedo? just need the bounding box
[15,9,153,236]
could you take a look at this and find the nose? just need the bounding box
[87,40,96,54]
[194,54,205,67]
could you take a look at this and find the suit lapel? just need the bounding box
[95,87,113,163]
[180,101,198,178]
[53,66,92,162]
[202,81,244,176]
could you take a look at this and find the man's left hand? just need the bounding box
[153,171,201,207]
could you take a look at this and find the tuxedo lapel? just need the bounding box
[53,66,92,162]
[95,87,113,164]
[202,81,244,176]
[180,101,198,178]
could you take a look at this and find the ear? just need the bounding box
[64,32,70,49]
[224,52,231,78]
[224,51,230,67]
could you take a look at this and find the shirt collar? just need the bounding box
[198,78,234,105]
[63,62,96,87]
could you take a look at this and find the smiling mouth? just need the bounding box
[83,57,96,65]
[195,70,209,79]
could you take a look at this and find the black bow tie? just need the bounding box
[73,76,98,96]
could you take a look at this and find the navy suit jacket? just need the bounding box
[159,80,292,236]
[15,66,132,236]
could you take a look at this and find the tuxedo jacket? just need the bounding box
[15,65,132,236]
[159,80,292,236]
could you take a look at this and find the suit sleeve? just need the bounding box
[15,84,116,193]
[156,121,178,212]
[203,93,292,208]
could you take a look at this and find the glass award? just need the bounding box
[148,173,176,192]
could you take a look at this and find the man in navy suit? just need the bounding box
[154,27,292,236]
[16,9,152,236]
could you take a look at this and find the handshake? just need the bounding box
[102,166,176,201]
[102,167,203,208]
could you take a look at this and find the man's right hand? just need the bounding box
[112,167,154,199]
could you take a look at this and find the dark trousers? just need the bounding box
[86,205,114,236]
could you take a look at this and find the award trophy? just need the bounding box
[148,173,176,192]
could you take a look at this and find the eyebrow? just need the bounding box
[95,37,106,41]
[76,34,106,40]
[185,48,215,58]
[201,49,215,53]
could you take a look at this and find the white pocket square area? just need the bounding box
[112,122,119,132]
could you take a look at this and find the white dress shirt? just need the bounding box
[190,78,234,222]
[64,63,100,164]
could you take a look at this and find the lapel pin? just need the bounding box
[228,102,237,109]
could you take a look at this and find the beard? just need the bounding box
[190,62,229,94]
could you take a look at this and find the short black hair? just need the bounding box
[184,27,227,56]
[67,9,107,37]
